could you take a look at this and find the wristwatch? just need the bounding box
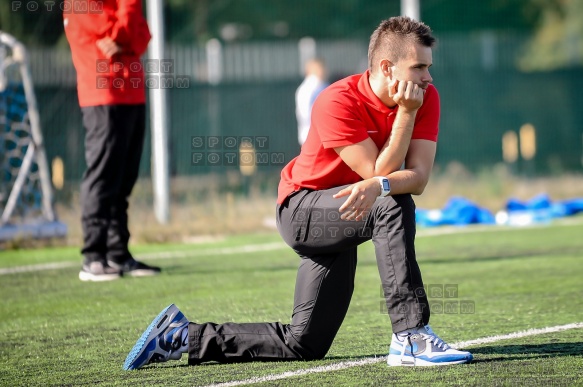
[375,176,391,197]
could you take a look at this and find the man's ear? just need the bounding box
[379,59,393,78]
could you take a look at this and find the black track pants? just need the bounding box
[188,186,429,364]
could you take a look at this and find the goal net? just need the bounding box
[0,31,67,241]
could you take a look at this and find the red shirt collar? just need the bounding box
[357,70,396,114]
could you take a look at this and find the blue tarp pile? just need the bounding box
[416,197,495,227]
[416,194,583,227]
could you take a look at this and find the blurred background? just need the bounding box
[1,0,582,244]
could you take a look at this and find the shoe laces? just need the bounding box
[162,324,185,351]
[420,332,450,350]
[397,330,451,365]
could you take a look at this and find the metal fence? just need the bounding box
[27,32,583,188]
[29,32,528,85]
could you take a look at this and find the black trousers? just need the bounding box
[188,186,430,364]
[80,104,145,264]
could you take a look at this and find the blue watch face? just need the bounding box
[382,180,390,191]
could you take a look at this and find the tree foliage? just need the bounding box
[2,0,581,73]
[0,0,64,46]
[517,0,583,71]
[163,0,541,43]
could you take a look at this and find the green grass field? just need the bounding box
[1,219,582,386]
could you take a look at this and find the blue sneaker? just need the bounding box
[123,304,189,370]
[387,325,473,366]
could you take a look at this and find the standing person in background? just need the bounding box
[64,0,161,281]
[295,58,328,146]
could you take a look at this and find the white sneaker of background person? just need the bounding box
[387,325,473,366]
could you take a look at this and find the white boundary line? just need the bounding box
[0,242,287,275]
[1,218,582,276]
[203,322,583,387]
[0,261,77,274]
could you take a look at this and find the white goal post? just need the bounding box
[0,31,67,241]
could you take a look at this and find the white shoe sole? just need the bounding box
[107,261,161,277]
[79,271,121,282]
[125,269,160,277]
[387,353,472,366]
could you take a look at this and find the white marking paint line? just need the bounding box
[2,218,582,276]
[139,242,287,260]
[203,322,583,387]
[0,242,287,275]
[0,261,76,274]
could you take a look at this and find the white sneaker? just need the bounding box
[79,261,122,282]
[387,325,472,366]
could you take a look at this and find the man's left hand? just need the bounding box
[333,178,381,221]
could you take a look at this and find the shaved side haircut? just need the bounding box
[368,16,436,73]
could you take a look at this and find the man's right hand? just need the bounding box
[389,79,425,111]
[96,37,123,59]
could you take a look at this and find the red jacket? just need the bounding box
[64,0,151,107]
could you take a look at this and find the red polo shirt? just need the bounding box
[277,70,440,204]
